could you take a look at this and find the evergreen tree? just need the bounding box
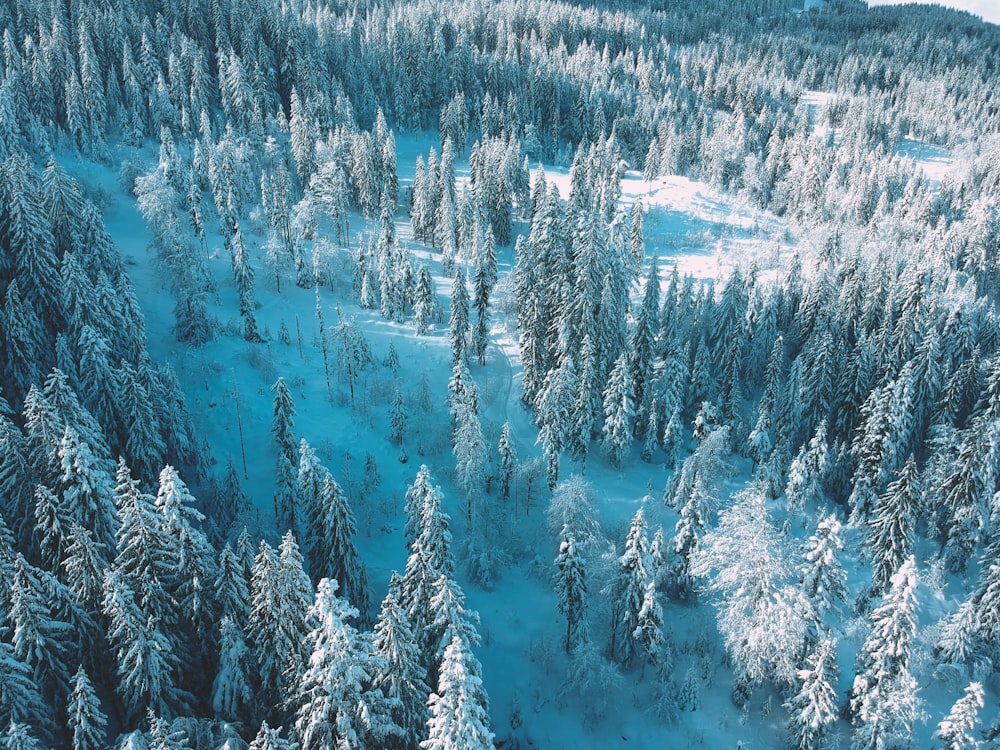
[212,616,254,726]
[602,354,634,467]
[101,569,184,721]
[0,638,52,741]
[248,722,294,750]
[66,666,106,750]
[800,514,848,632]
[933,682,984,750]
[555,525,588,655]
[372,573,429,750]
[449,270,470,368]
[3,723,44,750]
[784,421,829,511]
[634,580,664,674]
[313,473,370,618]
[497,422,515,502]
[868,456,918,596]
[271,378,298,534]
[421,636,493,750]
[9,555,74,702]
[610,507,650,665]
[472,228,497,366]
[784,636,840,750]
[249,536,311,721]
[293,578,394,750]
[850,556,921,750]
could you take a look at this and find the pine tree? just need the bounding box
[0,632,53,742]
[800,514,848,631]
[61,523,108,613]
[602,353,634,467]
[3,722,44,750]
[784,636,840,750]
[101,569,184,721]
[610,507,650,665]
[555,526,588,654]
[933,682,984,750]
[271,378,298,534]
[421,636,493,750]
[248,722,294,750]
[868,456,918,596]
[66,666,106,750]
[372,573,429,750]
[154,465,217,643]
[850,556,920,750]
[313,473,370,617]
[9,555,74,702]
[634,580,664,674]
[497,422,515,501]
[472,227,497,366]
[784,421,829,511]
[293,578,395,750]
[390,387,407,447]
[249,536,311,720]
[449,270,470,368]
[212,616,254,725]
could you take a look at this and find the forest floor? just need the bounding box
[65,125,971,748]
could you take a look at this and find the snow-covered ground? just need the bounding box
[67,125,977,748]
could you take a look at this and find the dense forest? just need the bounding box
[1,0,1000,746]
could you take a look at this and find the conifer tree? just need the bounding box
[0,638,52,741]
[555,526,588,654]
[372,572,429,750]
[784,636,839,750]
[212,616,254,726]
[314,473,370,618]
[497,422,515,502]
[66,666,106,750]
[610,507,650,665]
[602,353,634,467]
[421,636,493,750]
[869,456,918,596]
[933,682,984,750]
[850,556,921,750]
[271,377,298,534]
[294,578,395,750]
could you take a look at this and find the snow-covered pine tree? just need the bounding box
[610,507,651,666]
[799,513,848,636]
[783,636,839,750]
[555,525,588,654]
[66,666,106,750]
[634,580,664,675]
[249,536,310,722]
[784,421,829,511]
[212,616,254,726]
[271,377,298,534]
[248,721,294,750]
[371,572,429,750]
[868,455,918,596]
[421,636,493,750]
[293,578,395,750]
[101,568,185,721]
[449,269,471,368]
[535,356,578,490]
[602,353,634,467]
[497,421,515,501]
[850,556,921,750]
[314,473,370,618]
[0,637,52,743]
[933,682,984,750]
[3,722,45,750]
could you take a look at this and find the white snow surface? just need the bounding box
[66,129,975,749]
